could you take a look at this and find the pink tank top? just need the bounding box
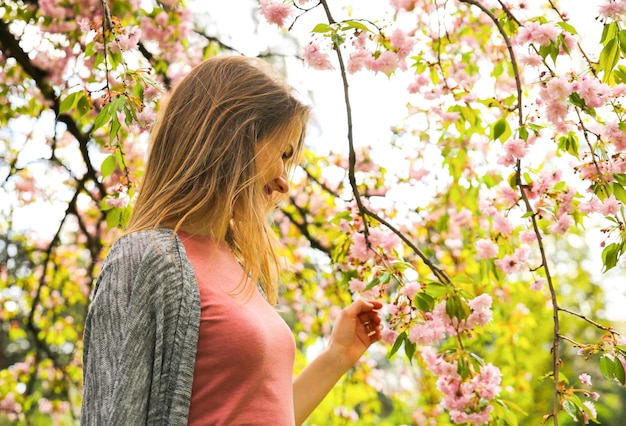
[178,231,296,426]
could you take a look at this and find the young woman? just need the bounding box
[80,55,382,425]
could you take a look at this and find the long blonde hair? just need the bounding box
[126,56,310,304]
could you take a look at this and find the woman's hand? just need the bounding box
[326,299,383,370]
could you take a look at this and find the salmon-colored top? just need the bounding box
[179,231,296,426]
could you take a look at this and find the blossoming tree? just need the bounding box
[1,0,626,424]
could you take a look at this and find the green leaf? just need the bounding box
[93,102,113,131]
[388,331,406,359]
[612,182,626,204]
[557,21,578,35]
[342,20,370,32]
[413,292,435,312]
[100,155,116,178]
[599,355,616,379]
[614,356,626,384]
[76,93,91,117]
[59,91,80,114]
[562,399,579,421]
[492,118,509,141]
[404,339,416,363]
[613,173,626,186]
[602,242,622,272]
[311,23,332,33]
[599,37,620,82]
[445,295,470,321]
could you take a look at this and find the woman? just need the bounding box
[81,55,382,425]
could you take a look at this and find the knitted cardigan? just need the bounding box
[81,229,201,425]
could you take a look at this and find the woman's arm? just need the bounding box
[292,299,383,425]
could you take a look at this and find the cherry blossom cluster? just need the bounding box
[422,347,502,425]
[259,0,416,74]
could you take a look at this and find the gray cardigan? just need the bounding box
[81,229,201,425]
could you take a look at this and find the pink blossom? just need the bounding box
[497,152,516,167]
[368,50,401,75]
[347,49,371,74]
[389,28,414,58]
[39,0,67,19]
[302,43,334,70]
[599,195,620,215]
[546,75,574,101]
[544,98,569,128]
[516,21,560,46]
[349,233,370,262]
[519,230,537,243]
[492,214,514,235]
[503,138,528,159]
[368,228,401,252]
[591,392,600,401]
[400,281,421,298]
[475,239,498,259]
[548,213,573,235]
[408,320,446,345]
[579,373,592,386]
[572,76,610,108]
[600,121,626,150]
[598,1,626,20]
[115,26,142,51]
[381,328,398,345]
[560,32,577,54]
[518,53,543,67]
[259,0,292,28]
[349,278,366,293]
[408,73,431,94]
[495,254,523,274]
[467,294,493,327]
[530,277,546,291]
[105,192,130,208]
[579,198,602,214]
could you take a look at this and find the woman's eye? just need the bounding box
[282,148,294,160]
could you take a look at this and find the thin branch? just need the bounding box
[457,0,559,422]
[558,306,622,335]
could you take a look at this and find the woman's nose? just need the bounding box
[274,169,289,193]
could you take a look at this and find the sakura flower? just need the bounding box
[599,195,620,216]
[571,76,610,108]
[492,214,514,235]
[105,192,130,208]
[475,239,498,259]
[368,50,401,75]
[495,254,523,274]
[598,0,626,20]
[548,213,573,235]
[389,28,415,59]
[546,75,574,101]
[518,53,543,67]
[348,232,370,262]
[579,197,602,214]
[259,0,292,28]
[348,277,366,293]
[400,281,421,298]
[302,43,334,70]
[516,21,560,46]
[579,373,592,386]
[381,328,398,345]
[503,138,528,159]
[530,277,546,291]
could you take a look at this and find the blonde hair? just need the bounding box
[126,55,310,304]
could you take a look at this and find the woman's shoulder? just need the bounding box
[101,228,189,278]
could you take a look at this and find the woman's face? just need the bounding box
[255,124,301,199]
